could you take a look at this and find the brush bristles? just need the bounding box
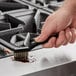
[14,52,28,62]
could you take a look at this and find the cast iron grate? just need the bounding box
[0,0,62,59]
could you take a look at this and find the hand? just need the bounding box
[35,7,76,48]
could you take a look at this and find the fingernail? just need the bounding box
[34,36,41,42]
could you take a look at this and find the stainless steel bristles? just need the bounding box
[14,51,29,62]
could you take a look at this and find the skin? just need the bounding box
[35,0,76,48]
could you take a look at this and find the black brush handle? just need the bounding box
[30,33,58,50]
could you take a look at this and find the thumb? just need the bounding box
[35,33,48,42]
[35,25,55,42]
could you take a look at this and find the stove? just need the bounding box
[0,0,76,76]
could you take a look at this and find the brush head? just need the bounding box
[14,51,29,62]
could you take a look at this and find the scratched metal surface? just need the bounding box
[0,43,76,76]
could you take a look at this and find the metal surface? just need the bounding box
[14,0,54,13]
[0,2,28,12]
[0,43,76,76]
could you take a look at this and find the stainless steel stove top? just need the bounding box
[0,1,76,76]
